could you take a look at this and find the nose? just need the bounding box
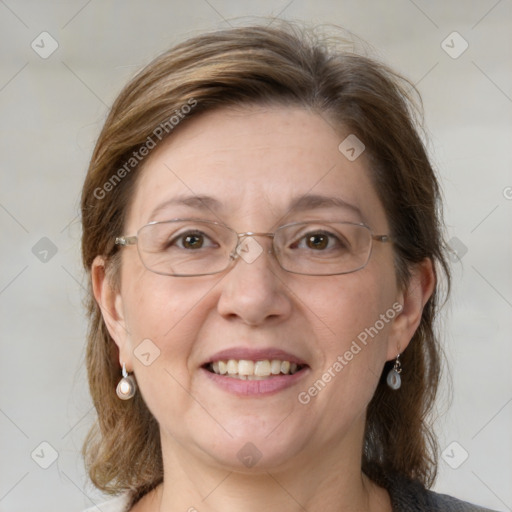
[216,236,293,326]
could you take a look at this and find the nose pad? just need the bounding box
[230,232,277,271]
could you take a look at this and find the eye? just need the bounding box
[305,233,329,250]
[294,230,345,251]
[171,230,216,250]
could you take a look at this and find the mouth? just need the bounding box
[204,359,306,380]
[200,348,310,395]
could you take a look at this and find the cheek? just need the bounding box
[120,265,216,377]
[298,265,396,346]
[120,252,213,342]
[120,274,220,422]
[295,267,397,410]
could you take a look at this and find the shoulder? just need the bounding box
[82,494,131,512]
[424,489,498,512]
[385,473,498,512]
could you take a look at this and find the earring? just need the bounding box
[116,363,136,400]
[386,354,402,390]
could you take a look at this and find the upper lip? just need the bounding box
[203,347,308,366]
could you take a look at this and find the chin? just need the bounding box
[193,425,310,473]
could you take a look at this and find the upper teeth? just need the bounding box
[209,359,300,379]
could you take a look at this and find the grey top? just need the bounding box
[85,475,497,512]
[385,473,497,511]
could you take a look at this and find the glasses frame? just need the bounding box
[114,218,393,277]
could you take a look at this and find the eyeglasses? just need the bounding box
[114,219,392,277]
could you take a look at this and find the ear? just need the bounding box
[386,258,436,360]
[91,255,133,369]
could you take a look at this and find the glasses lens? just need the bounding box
[275,222,372,275]
[137,220,237,276]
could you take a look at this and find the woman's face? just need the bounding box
[106,105,409,472]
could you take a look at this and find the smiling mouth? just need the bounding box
[204,359,306,380]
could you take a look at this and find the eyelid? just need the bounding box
[171,228,210,241]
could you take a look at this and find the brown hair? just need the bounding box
[81,21,450,502]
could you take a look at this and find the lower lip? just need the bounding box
[201,367,309,396]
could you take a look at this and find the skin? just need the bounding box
[93,105,434,512]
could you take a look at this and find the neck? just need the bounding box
[139,417,391,512]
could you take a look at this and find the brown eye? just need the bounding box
[181,233,204,249]
[182,234,204,249]
[163,226,220,252]
[306,233,329,250]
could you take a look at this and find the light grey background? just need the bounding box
[0,1,511,511]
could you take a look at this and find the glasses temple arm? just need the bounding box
[115,236,138,246]
[372,234,393,243]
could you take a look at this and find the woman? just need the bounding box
[81,23,496,511]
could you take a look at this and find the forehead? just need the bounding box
[126,105,387,231]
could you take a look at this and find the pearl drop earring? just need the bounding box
[386,354,402,390]
[116,363,137,400]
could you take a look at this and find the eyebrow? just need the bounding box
[148,193,363,221]
[149,195,223,220]
[286,194,363,218]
